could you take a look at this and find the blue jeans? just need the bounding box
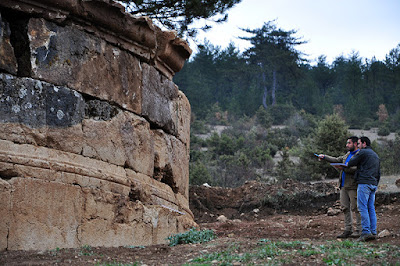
[357,184,377,235]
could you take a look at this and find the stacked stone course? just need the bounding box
[0,0,195,251]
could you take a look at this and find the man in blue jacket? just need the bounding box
[318,136,361,238]
[347,136,380,242]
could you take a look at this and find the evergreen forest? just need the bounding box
[173,21,400,187]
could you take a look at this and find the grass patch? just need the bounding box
[123,245,145,249]
[79,245,95,256]
[48,247,61,256]
[186,239,400,265]
[191,244,252,264]
[166,228,216,246]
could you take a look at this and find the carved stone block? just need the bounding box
[141,63,179,135]
[82,111,154,176]
[28,18,142,114]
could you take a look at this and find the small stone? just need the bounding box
[217,215,228,223]
[378,229,391,238]
[327,207,340,216]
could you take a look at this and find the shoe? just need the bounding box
[356,233,373,242]
[350,231,361,238]
[337,231,352,238]
[371,233,377,240]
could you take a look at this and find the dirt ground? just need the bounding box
[1,179,399,265]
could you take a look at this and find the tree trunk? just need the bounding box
[262,71,268,110]
[271,69,277,106]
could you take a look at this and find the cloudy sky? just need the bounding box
[193,0,400,64]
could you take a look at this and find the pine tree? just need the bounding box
[240,21,306,109]
[119,0,242,37]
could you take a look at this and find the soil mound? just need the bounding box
[190,179,400,223]
[190,179,337,223]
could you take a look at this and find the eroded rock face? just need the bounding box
[0,0,194,251]
[28,18,142,115]
[153,130,189,198]
[0,73,85,128]
[0,14,17,75]
[0,140,195,250]
[82,111,155,176]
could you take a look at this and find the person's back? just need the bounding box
[348,146,380,186]
[347,136,380,242]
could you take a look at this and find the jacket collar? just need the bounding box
[349,149,358,155]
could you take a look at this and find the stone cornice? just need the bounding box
[0,0,192,79]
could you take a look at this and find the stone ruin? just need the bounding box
[0,0,196,251]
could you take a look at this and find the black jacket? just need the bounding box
[347,146,380,186]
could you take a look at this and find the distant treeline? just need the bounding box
[174,22,400,131]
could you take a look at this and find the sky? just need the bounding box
[192,0,400,64]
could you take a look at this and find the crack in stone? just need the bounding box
[3,8,31,77]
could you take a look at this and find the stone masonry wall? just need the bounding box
[0,0,195,251]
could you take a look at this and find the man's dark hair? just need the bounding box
[348,136,358,143]
[360,136,371,146]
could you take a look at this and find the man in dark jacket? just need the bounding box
[347,136,380,242]
[318,136,361,238]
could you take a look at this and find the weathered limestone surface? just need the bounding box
[0,179,11,250]
[82,111,155,176]
[0,74,189,178]
[172,91,191,146]
[0,73,85,128]
[141,63,179,135]
[0,139,196,250]
[28,18,142,115]
[7,178,83,250]
[0,0,194,251]
[153,130,189,199]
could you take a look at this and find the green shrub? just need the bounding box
[275,149,295,180]
[388,110,400,132]
[166,228,216,246]
[267,104,296,125]
[191,120,209,134]
[284,111,317,138]
[376,137,400,175]
[189,162,213,185]
[204,103,228,125]
[189,134,206,149]
[266,128,298,153]
[362,119,378,130]
[377,125,390,136]
[256,106,272,129]
[79,245,94,256]
[296,114,349,181]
